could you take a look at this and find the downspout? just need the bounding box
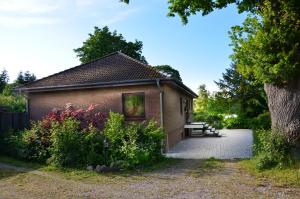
[156,79,168,152]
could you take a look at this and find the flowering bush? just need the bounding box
[12,103,108,164]
[42,103,108,130]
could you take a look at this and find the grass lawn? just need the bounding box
[239,159,300,187]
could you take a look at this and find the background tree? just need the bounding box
[74,26,147,64]
[0,69,9,93]
[15,71,36,85]
[194,84,209,112]
[215,64,268,117]
[154,65,182,82]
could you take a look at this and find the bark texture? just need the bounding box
[264,78,300,142]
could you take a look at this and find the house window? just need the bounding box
[122,92,145,119]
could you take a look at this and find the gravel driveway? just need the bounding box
[166,129,253,159]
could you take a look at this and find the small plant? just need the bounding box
[254,130,294,170]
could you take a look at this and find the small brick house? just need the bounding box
[17,52,197,151]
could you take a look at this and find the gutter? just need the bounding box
[15,79,159,93]
[156,79,167,152]
[155,79,164,128]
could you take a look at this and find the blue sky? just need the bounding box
[0,0,246,92]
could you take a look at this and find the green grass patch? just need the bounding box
[0,156,43,169]
[0,155,178,182]
[239,159,300,187]
[192,158,224,177]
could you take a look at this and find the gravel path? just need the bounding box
[166,129,253,159]
[0,159,299,199]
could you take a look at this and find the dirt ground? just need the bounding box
[0,160,299,199]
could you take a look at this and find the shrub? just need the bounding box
[253,130,294,170]
[43,103,108,131]
[21,121,52,162]
[0,94,26,112]
[50,118,85,167]
[104,112,164,168]
[193,112,223,129]
[249,112,271,130]
[0,129,25,158]
[50,118,105,167]
[222,115,250,129]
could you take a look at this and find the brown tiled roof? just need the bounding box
[21,52,166,88]
[18,52,197,97]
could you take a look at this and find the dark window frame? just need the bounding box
[122,92,146,120]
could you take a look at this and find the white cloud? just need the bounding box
[0,16,58,27]
[0,0,61,14]
[0,0,140,27]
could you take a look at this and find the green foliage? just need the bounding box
[193,112,223,129]
[50,119,86,167]
[253,130,294,170]
[166,0,259,24]
[249,112,271,130]
[0,69,9,93]
[154,65,182,82]
[50,119,105,167]
[104,112,164,168]
[0,94,26,112]
[21,122,52,162]
[15,71,36,85]
[74,26,147,64]
[230,1,300,85]
[222,115,248,129]
[0,130,25,158]
[215,64,268,117]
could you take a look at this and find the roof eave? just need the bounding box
[14,79,160,93]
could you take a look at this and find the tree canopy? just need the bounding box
[154,65,182,82]
[229,1,300,85]
[15,71,36,85]
[74,26,147,64]
[215,63,268,117]
[0,69,9,93]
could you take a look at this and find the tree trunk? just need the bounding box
[264,78,300,143]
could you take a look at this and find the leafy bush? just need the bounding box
[50,118,104,167]
[43,103,108,130]
[249,112,271,130]
[21,121,52,162]
[104,112,164,168]
[1,105,164,169]
[0,129,25,158]
[222,115,250,129]
[0,94,26,112]
[253,130,294,170]
[193,112,223,129]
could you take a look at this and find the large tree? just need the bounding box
[123,0,300,142]
[154,65,182,82]
[74,26,147,64]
